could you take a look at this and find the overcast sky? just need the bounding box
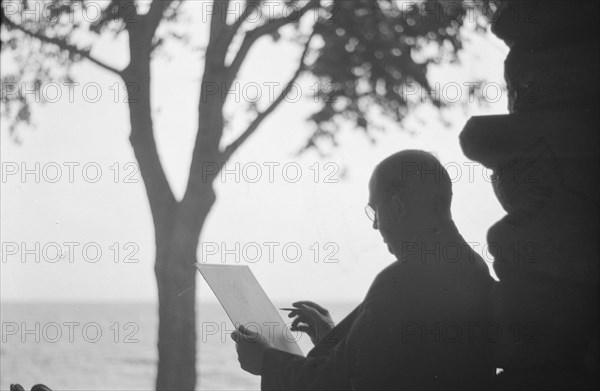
[1,3,510,303]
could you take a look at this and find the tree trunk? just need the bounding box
[155,220,198,391]
[155,193,215,391]
[121,9,230,389]
[122,44,219,388]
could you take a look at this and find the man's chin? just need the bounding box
[386,243,394,254]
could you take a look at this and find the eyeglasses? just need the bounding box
[365,196,394,222]
[364,204,376,222]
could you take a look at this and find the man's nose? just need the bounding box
[372,215,378,230]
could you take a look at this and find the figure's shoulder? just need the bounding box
[443,231,492,280]
[372,260,403,285]
[365,261,408,300]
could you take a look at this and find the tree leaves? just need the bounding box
[1,0,493,145]
[305,0,488,151]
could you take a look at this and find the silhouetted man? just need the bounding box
[233,150,495,390]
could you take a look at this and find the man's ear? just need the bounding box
[391,195,406,218]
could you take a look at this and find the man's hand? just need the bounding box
[288,301,335,345]
[231,324,274,376]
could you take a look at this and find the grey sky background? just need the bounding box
[1,5,509,303]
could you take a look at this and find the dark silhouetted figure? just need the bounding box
[233,150,495,390]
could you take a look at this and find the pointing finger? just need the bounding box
[293,301,329,315]
[289,305,320,321]
[298,304,322,319]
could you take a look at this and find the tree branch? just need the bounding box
[220,0,256,48]
[209,0,231,36]
[1,13,122,75]
[223,30,315,160]
[230,0,256,32]
[146,0,175,37]
[227,0,320,80]
[202,0,233,66]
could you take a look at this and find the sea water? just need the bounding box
[1,301,356,390]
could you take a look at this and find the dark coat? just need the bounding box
[262,222,495,390]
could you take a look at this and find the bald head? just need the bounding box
[369,150,453,219]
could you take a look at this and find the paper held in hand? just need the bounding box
[195,263,304,356]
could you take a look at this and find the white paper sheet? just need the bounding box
[196,263,304,356]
